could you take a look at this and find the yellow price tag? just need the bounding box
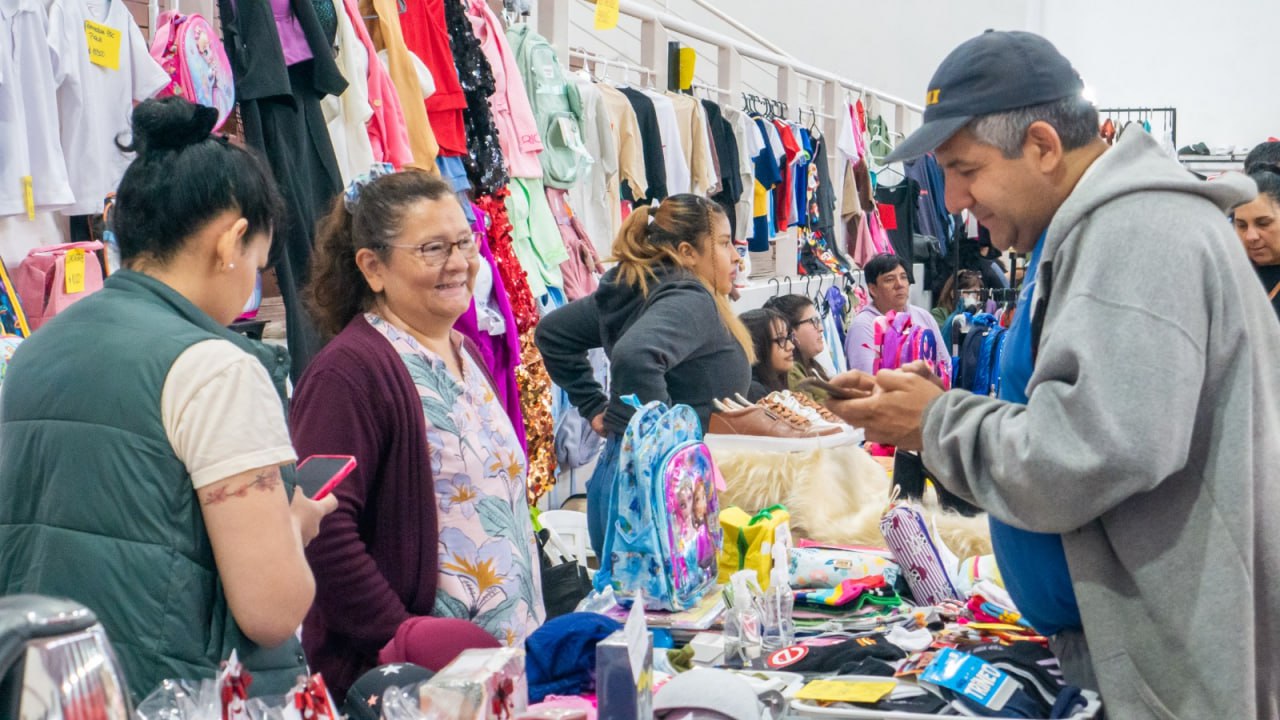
[84,20,122,70]
[593,0,619,30]
[963,623,1028,633]
[796,679,897,704]
[65,249,87,295]
[678,47,696,90]
[21,176,34,220]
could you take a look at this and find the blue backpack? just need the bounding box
[595,397,723,611]
[955,313,1007,396]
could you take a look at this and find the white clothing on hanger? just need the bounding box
[379,49,436,101]
[640,89,690,195]
[48,0,169,215]
[568,74,618,261]
[0,0,75,217]
[324,4,376,184]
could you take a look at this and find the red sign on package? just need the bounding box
[767,645,809,669]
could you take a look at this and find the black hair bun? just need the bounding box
[129,97,219,155]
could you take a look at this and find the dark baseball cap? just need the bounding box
[885,31,1084,163]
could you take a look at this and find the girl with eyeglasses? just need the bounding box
[763,294,832,401]
[291,170,544,702]
[740,308,796,402]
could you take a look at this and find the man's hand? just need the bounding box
[825,370,945,450]
[899,360,947,390]
[590,412,607,438]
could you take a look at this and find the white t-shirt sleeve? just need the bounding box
[128,19,171,101]
[162,340,297,490]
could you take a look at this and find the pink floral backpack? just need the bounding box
[149,12,236,131]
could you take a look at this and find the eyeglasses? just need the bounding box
[770,333,797,349]
[378,233,481,266]
[796,316,822,331]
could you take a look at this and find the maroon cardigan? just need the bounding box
[291,315,496,700]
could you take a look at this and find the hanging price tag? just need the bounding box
[678,47,696,91]
[84,20,122,70]
[21,176,34,220]
[593,0,619,30]
[65,249,87,294]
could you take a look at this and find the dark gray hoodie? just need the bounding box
[536,263,750,435]
[922,129,1279,718]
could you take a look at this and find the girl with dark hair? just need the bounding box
[290,168,544,702]
[764,294,832,400]
[1233,164,1280,317]
[0,97,333,701]
[536,193,752,551]
[741,308,795,401]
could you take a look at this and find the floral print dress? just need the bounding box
[368,314,545,646]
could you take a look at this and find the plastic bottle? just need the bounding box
[761,543,795,651]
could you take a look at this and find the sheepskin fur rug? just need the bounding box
[709,442,993,560]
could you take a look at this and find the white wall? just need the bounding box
[565,0,1276,150]
[1040,0,1279,150]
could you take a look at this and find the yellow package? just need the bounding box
[717,504,790,588]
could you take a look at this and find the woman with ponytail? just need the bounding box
[536,194,752,551]
[291,168,544,702]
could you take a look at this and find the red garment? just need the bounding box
[379,617,501,671]
[399,0,468,155]
[476,189,540,334]
[339,0,412,168]
[773,120,802,233]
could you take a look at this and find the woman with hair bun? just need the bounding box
[0,97,334,701]
[536,194,752,551]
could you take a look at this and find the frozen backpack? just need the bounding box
[596,397,724,611]
[150,12,236,131]
[506,24,589,189]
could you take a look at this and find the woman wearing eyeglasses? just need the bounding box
[290,170,544,702]
[740,308,796,402]
[763,294,831,401]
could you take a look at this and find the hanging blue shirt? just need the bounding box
[988,233,1082,636]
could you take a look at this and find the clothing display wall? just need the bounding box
[0,0,913,503]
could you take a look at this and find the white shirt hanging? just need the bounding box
[48,0,169,215]
[640,89,690,196]
[0,0,75,217]
[324,2,376,184]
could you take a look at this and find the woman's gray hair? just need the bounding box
[968,94,1100,159]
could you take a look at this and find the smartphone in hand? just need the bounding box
[294,455,357,500]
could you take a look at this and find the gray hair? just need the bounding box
[968,95,1100,159]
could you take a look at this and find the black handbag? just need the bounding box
[537,528,593,619]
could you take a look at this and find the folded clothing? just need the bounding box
[766,635,905,673]
[525,612,623,702]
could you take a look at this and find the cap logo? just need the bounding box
[926,89,941,105]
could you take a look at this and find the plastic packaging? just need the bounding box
[723,570,764,668]
[761,543,795,652]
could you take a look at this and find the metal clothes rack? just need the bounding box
[1097,106,1177,148]
[567,48,656,86]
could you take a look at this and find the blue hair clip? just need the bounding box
[343,162,397,212]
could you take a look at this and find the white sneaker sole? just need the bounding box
[704,427,865,453]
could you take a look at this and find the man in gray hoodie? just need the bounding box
[828,31,1279,718]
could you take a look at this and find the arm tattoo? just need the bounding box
[201,468,282,506]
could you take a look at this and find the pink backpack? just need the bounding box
[14,242,105,330]
[149,12,235,131]
[872,310,950,387]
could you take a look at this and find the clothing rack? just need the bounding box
[744,92,787,119]
[567,48,656,85]
[1097,106,1177,148]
